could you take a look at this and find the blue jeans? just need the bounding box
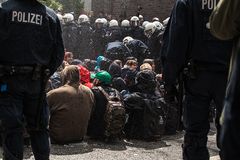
[0,74,50,160]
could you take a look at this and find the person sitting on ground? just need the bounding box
[143,59,156,72]
[113,59,123,68]
[78,65,93,89]
[47,65,94,144]
[87,71,123,140]
[121,59,138,79]
[140,63,153,71]
[109,62,127,92]
[124,70,166,140]
[64,52,74,65]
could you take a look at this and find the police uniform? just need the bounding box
[62,21,79,56]
[162,0,233,159]
[130,26,147,44]
[76,22,94,60]
[126,39,150,64]
[147,28,164,73]
[0,0,64,159]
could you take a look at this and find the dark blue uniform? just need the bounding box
[105,26,123,43]
[62,21,79,55]
[125,39,150,64]
[130,26,147,44]
[0,0,64,159]
[76,22,93,60]
[162,0,233,159]
[147,29,164,73]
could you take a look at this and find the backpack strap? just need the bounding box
[98,86,111,101]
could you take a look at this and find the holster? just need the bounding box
[183,59,197,80]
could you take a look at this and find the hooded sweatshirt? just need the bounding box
[47,65,94,144]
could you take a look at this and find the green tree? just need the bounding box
[59,0,84,17]
[38,0,62,11]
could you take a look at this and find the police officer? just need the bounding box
[162,0,233,159]
[77,14,94,60]
[92,18,107,58]
[0,0,64,159]
[105,19,122,43]
[123,36,150,64]
[121,19,131,39]
[62,13,79,55]
[144,23,164,73]
[130,16,147,43]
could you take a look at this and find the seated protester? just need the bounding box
[47,65,94,144]
[124,70,166,141]
[124,69,138,93]
[121,59,138,79]
[113,59,123,68]
[140,63,153,71]
[87,71,125,140]
[95,56,107,72]
[99,57,112,71]
[109,62,127,92]
[70,59,83,65]
[78,65,93,88]
[64,52,74,65]
[84,59,97,72]
[143,58,163,82]
[143,59,156,72]
[48,61,66,91]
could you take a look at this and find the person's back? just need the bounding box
[47,65,94,144]
[127,39,150,64]
[88,85,115,138]
[0,0,63,69]
[0,0,64,159]
[162,0,233,159]
[87,71,124,140]
[48,84,94,144]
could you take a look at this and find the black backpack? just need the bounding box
[98,87,126,138]
[124,93,167,141]
[142,95,167,140]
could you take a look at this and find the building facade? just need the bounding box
[92,0,175,21]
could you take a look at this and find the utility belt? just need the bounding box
[183,60,229,79]
[0,65,49,80]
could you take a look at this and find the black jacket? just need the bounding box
[87,85,121,138]
[162,0,233,89]
[62,22,78,54]
[0,0,64,75]
[126,39,150,63]
[105,26,122,43]
[147,29,164,59]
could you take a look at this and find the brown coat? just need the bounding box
[47,84,94,144]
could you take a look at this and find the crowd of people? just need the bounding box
[1,0,239,159]
[43,13,175,144]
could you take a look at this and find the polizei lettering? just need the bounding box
[202,0,217,10]
[11,11,43,25]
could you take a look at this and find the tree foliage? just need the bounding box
[38,0,62,11]
[59,0,84,17]
[38,0,84,17]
